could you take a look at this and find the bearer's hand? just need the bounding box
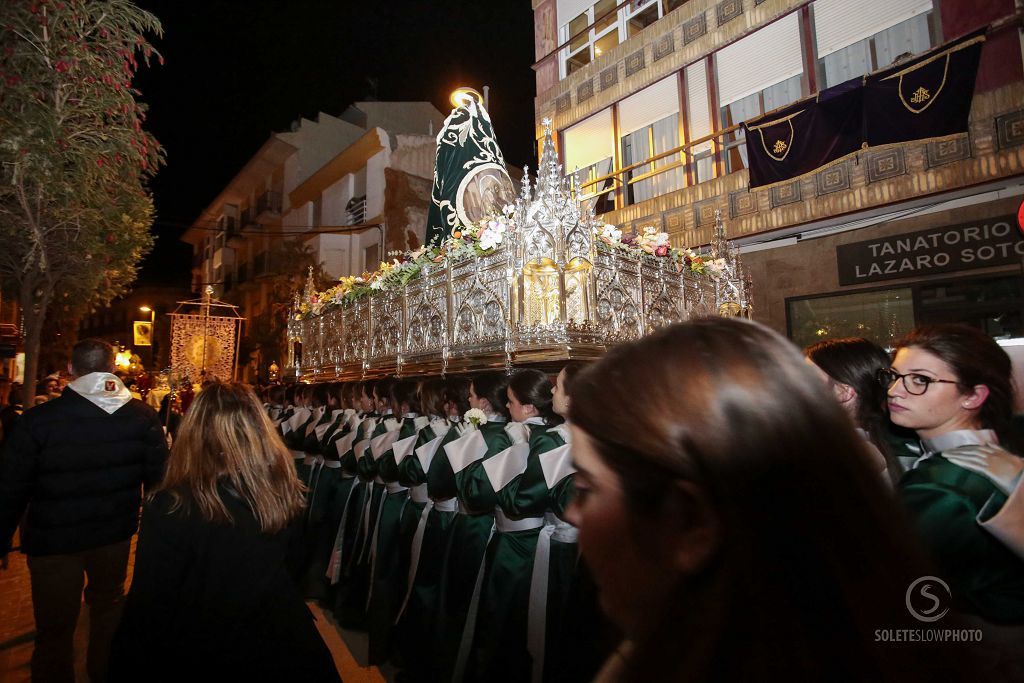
[943,444,1024,496]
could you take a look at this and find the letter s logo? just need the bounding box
[906,576,950,622]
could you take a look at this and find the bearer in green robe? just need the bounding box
[395,377,468,680]
[367,380,428,664]
[432,372,513,683]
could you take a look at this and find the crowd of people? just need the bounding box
[0,318,1022,682]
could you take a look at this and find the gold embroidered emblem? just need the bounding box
[910,87,930,104]
[773,140,788,154]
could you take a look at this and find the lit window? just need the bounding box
[814,0,935,88]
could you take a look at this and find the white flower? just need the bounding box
[369,278,384,290]
[600,223,622,242]
[502,204,516,217]
[464,408,488,426]
[653,232,669,247]
[478,224,505,251]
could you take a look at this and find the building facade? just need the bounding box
[533,0,1024,351]
[181,102,444,380]
[78,285,192,371]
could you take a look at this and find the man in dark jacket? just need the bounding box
[0,338,168,683]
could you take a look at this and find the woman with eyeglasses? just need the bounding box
[568,318,975,681]
[884,324,1024,637]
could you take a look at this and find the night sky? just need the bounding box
[132,0,537,287]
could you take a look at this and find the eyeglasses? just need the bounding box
[876,368,960,396]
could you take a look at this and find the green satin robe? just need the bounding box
[899,455,1024,624]
[432,421,512,682]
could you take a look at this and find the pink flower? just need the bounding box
[655,245,669,257]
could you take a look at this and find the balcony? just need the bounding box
[582,82,1024,251]
[346,196,367,225]
[256,190,282,219]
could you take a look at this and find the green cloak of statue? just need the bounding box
[425,91,516,247]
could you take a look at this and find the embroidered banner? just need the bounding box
[744,78,862,189]
[743,29,986,188]
[863,28,985,147]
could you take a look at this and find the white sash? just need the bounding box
[353,439,372,461]
[445,429,487,474]
[454,521,497,681]
[413,415,431,430]
[494,507,544,532]
[528,515,580,683]
[370,429,402,461]
[304,407,325,437]
[392,433,419,465]
[326,481,361,584]
[314,422,333,440]
[408,483,429,504]
[416,434,446,472]
[539,443,576,489]
[395,500,434,624]
[483,442,532,492]
[335,431,358,458]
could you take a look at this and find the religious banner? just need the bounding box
[863,28,985,147]
[743,28,986,188]
[133,321,153,346]
[170,314,238,383]
[743,78,862,188]
[425,89,516,246]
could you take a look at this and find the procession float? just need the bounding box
[285,90,751,380]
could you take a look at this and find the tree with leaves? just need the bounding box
[0,0,164,405]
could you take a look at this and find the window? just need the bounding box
[618,76,684,204]
[558,0,673,78]
[685,61,714,184]
[716,12,804,173]
[312,197,322,229]
[788,288,914,349]
[364,243,379,271]
[562,109,615,213]
[814,0,934,88]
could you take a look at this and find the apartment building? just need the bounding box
[181,102,445,375]
[533,0,1024,349]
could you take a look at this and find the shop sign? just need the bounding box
[836,216,1023,285]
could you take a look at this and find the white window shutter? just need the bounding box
[557,0,595,28]
[814,0,933,58]
[716,12,804,106]
[563,108,615,173]
[618,76,680,137]
[685,62,712,151]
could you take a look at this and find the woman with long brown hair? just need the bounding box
[109,382,339,682]
[568,319,975,682]
[884,324,1024,671]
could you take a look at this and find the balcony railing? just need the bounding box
[257,190,282,218]
[346,197,367,225]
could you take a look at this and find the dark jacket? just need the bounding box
[110,487,340,682]
[0,387,167,556]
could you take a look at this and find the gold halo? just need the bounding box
[450,87,483,108]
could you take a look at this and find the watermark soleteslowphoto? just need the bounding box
[874,576,983,643]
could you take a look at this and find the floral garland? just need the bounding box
[296,213,726,320]
[593,224,728,278]
[296,209,515,320]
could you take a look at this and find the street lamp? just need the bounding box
[139,305,156,369]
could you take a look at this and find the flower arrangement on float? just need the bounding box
[295,210,516,320]
[593,223,728,278]
[295,212,728,321]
